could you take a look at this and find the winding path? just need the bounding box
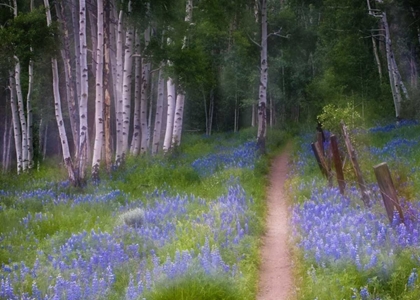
[257,143,294,300]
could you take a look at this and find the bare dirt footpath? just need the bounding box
[257,143,294,300]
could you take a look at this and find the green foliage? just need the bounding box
[317,102,362,134]
[0,8,59,68]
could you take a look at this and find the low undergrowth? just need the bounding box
[0,129,287,299]
[290,120,420,299]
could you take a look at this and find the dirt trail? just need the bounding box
[257,143,294,300]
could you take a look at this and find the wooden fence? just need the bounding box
[311,121,404,224]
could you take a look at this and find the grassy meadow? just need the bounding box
[0,128,287,300]
[2,120,420,300]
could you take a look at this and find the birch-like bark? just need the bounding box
[115,10,124,164]
[3,118,13,173]
[103,0,112,172]
[9,74,22,174]
[171,0,193,148]
[2,117,7,171]
[163,78,176,152]
[92,0,104,180]
[147,72,155,151]
[382,12,401,118]
[26,58,34,169]
[78,0,89,182]
[87,0,97,76]
[257,0,268,153]
[130,31,141,155]
[109,1,118,107]
[121,25,134,157]
[391,52,409,100]
[172,93,185,147]
[371,35,382,83]
[14,58,28,171]
[44,0,77,183]
[152,67,164,155]
[24,0,34,169]
[6,123,12,171]
[57,1,79,156]
[71,0,81,117]
[140,27,151,154]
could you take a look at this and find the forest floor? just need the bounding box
[257,143,294,300]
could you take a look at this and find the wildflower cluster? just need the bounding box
[291,122,420,298]
[368,120,418,133]
[191,141,258,177]
[369,138,419,162]
[292,182,420,271]
[1,184,252,299]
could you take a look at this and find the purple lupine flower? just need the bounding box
[407,268,418,290]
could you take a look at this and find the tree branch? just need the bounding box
[0,3,14,11]
[267,28,290,39]
[247,33,261,48]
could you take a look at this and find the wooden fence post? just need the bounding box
[330,135,345,195]
[341,121,370,206]
[312,142,326,177]
[316,131,324,156]
[311,141,332,186]
[374,162,404,223]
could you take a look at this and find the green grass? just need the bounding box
[0,129,288,299]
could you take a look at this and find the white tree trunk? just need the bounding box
[87,0,97,76]
[44,0,77,183]
[3,117,13,173]
[57,1,79,157]
[26,58,34,169]
[2,117,7,171]
[115,10,124,164]
[382,12,401,118]
[14,58,28,171]
[9,74,22,174]
[391,53,410,100]
[171,0,193,148]
[130,31,141,155]
[152,67,164,155]
[92,0,104,180]
[103,0,112,171]
[121,25,134,157]
[140,27,151,154]
[71,0,81,119]
[147,73,154,151]
[163,78,176,152]
[172,93,185,147]
[78,0,89,182]
[257,0,268,152]
[52,58,77,183]
[109,2,118,108]
[371,36,382,82]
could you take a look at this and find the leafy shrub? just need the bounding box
[317,103,362,135]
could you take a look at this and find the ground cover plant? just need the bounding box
[0,129,286,299]
[290,121,420,299]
